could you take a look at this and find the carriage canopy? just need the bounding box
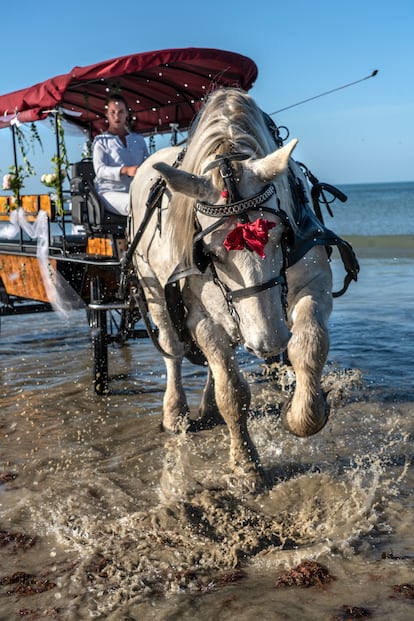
[0,48,258,136]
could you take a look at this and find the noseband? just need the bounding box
[194,153,290,323]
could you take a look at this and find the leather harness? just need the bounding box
[124,148,359,363]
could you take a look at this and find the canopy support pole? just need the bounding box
[10,124,21,207]
[54,111,64,213]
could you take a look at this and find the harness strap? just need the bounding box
[120,149,189,360]
[122,176,166,271]
[228,274,287,301]
[122,148,186,275]
[202,152,250,173]
[164,266,208,366]
[132,286,181,360]
[193,217,227,242]
[332,237,360,297]
[287,164,359,298]
[118,176,166,301]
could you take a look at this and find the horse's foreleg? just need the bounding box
[192,318,262,485]
[162,356,188,431]
[147,301,188,432]
[193,368,225,429]
[284,295,330,437]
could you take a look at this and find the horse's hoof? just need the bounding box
[227,463,266,495]
[161,414,190,434]
[282,395,330,437]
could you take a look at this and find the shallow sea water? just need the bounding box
[0,327,413,617]
[0,232,413,619]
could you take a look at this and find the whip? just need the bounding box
[269,70,378,115]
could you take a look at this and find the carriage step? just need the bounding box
[88,301,130,311]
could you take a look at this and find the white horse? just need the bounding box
[129,88,335,489]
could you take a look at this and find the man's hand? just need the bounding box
[121,165,138,177]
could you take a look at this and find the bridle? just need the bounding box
[193,152,291,323]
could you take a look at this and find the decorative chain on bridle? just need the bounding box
[196,183,276,218]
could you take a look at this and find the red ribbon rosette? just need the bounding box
[223,218,276,258]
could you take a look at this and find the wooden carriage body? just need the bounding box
[0,48,257,392]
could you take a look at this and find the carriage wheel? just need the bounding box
[89,277,109,395]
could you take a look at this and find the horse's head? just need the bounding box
[153,139,298,358]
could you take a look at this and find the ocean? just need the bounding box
[326,181,414,236]
[0,181,413,620]
[328,181,413,396]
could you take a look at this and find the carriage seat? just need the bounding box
[70,159,127,235]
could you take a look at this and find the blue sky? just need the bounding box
[1,0,413,185]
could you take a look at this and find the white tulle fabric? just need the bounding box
[2,208,83,317]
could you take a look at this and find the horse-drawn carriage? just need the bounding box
[0,48,258,394]
[0,48,359,485]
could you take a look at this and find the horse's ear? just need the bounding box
[153,163,214,200]
[250,139,298,182]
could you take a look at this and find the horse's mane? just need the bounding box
[165,87,295,265]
